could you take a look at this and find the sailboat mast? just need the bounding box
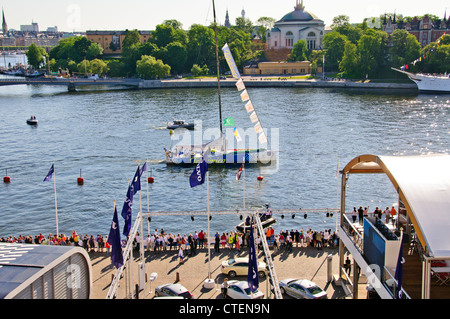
[212,0,223,137]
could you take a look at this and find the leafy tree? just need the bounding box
[234,17,253,34]
[26,43,47,69]
[389,29,421,68]
[191,64,209,76]
[339,41,359,77]
[187,24,215,69]
[86,42,103,60]
[136,55,171,79]
[162,42,188,74]
[288,40,308,61]
[323,31,348,71]
[152,24,175,48]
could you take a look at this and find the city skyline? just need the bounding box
[1,0,448,32]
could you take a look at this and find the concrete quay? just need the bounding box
[139,77,418,93]
[90,245,358,300]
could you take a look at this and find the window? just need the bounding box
[286,31,293,36]
[307,32,316,37]
[286,38,293,47]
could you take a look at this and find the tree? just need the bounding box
[26,43,47,69]
[339,41,359,77]
[323,31,348,71]
[86,42,103,60]
[162,42,188,74]
[389,29,421,68]
[136,55,171,79]
[288,40,308,61]
[191,64,209,76]
[152,24,175,48]
[187,24,215,69]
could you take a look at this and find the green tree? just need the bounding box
[288,40,308,61]
[152,24,175,48]
[90,59,109,76]
[191,64,209,76]
[26,43,47,69]
[389,29,421,68]
[86,42,103,60]
[323,31,348,71]
[187,24,215,69]
[162,42,188,74]
[136,55,171,79]
[339,41,359,77]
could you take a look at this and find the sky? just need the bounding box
[1,0,448,32]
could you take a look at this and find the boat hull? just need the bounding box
[391,68,450,93]
[165,149,276,166]
[236,216,277,233]
[167,123,195,130]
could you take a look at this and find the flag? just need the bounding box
[224,117,235,127]
[258,132,267,144]
[247,222,259,292]
[222,43,241,79]
[121,183,134,237]
[240,90,249,102]
[190,158,208,188]
[107,205,124,269]
[249,111,259,123]
[254,122,263,134]
[43,163,54,182]
[131,164,145,195]
[233,127,242,142]
[236,164,244,180]
[394,240,404,299]
[245,101,254,113]
[235,78,245,91]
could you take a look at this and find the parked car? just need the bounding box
[155,283,193,299]
[222,280,264,299]
[279,278,327,299]
[221,257,267,278]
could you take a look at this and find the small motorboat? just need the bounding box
[26,116,38,125]
[167,120,195,130]
[236,214,277,233]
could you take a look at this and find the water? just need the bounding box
[0,81,449,238]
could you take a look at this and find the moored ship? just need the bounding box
[392,68,450,93]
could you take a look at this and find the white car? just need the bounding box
[222,280,264,299]
[279,278,327,299]
[221,257,267,278]
[155,283,193,299]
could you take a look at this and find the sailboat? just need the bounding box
[164,3,276,166]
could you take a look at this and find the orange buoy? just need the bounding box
[148,176,154,183]
[77,169,84,185]
[257,176,264,181]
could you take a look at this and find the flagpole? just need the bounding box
[146,159,150,237]
[243,165,246,210]
[207,170,211,279]
[53,160,59,236]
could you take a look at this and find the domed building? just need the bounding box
[266,0,324,51]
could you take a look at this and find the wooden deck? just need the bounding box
[401,243,450,299]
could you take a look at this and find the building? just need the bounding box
[243,60,311,75]
[266,0,324,51]
[225,10,231,28]
[382,13,449,47]
[0,243,92,299]
[20,22,39,33]
[86,30,151,55]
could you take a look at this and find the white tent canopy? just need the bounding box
[343,154,450,257]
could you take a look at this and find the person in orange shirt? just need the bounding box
[390,206,397,227]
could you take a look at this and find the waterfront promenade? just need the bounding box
[90,244,356,299]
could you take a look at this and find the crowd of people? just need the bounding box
[350,205,397,226]
[1,226,339,257]
[0,231,110,252]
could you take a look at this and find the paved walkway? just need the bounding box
[90,245,352,299]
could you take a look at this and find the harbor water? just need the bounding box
[0,73,449,238]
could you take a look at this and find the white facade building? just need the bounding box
[266,0,324,50]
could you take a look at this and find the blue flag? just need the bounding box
[43,163,54,182]
[121,184,133,237]
[394,241,404,299]
[131,165,142,195]
[107,205,124,269]
[189,158,208,188]
[247,222,259,292]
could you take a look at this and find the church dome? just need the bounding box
[279,9,318,22]
[277,0,321,23]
